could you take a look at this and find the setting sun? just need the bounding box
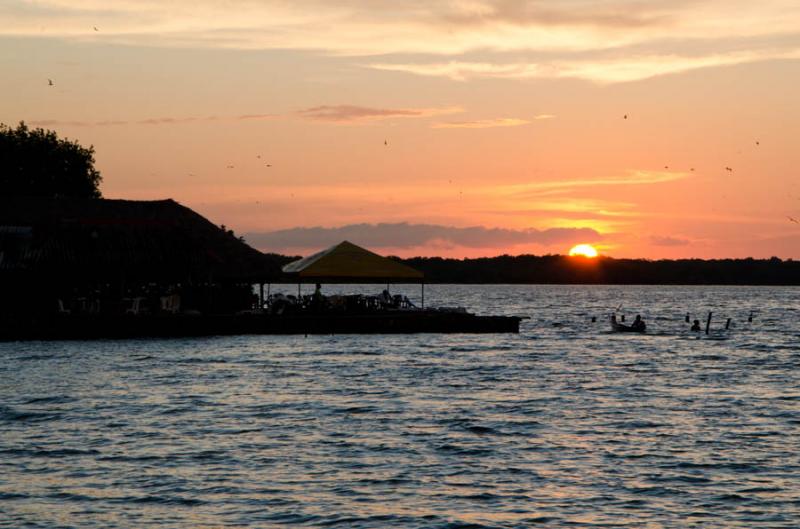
[569,244,599,258]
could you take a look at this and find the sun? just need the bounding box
[569,244,598,258]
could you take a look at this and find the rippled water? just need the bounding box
[1,285,799,528]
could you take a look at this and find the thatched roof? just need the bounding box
[0,197,282,282]
[282,240,423,283]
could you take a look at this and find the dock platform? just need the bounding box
[0,311,522,340]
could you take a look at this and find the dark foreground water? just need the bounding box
[1,285,799,528]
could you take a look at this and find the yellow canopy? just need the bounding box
[282,240,424,283]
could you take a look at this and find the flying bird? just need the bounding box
[266,164,272,167]
[755,141,760,146]
[664,165,669,169]
[384,140,388,146]
[256,155,261,159]
[93,26,98,32]
[226,165,234,169]
[725,166,733,172]
[48,79,53,86]
[789,216,799,224]
[623,114,628,119]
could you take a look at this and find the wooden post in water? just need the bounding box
[259,283,264,309]
[685,312,690,323]
[725,318,731,330]
[421,282,425,309]
[705,312,712,334]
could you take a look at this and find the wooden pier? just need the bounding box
[0,311,522,340]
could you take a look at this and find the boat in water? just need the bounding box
[610,314,646,333]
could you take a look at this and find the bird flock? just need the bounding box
[40,41,797,227]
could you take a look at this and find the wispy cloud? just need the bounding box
[234,113,281,121]
[3,1,800,83]
[244,222,601,252]
[432,117,531,129]
[296,105,461,123]
[504,170,691,198]
[29,113,278,127]
[436,2,671,29]
[368,48,800,83]
[488,198,639,218]
[649,235,691,247]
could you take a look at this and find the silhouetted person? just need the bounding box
[631,314,646,331]
[691,319,701,331]
[380,289,391,306]
[311,283,324,310]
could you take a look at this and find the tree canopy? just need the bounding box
[399,254,800,285]
[0,121,102,198]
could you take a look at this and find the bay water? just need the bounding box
[1,285,798,528]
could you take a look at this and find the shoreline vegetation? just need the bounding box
[264,251,800,285]
[386,255,800,286]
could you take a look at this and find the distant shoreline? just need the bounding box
[265,254,800,286]
[269,281,800,286]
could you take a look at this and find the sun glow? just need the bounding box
[569,244,598,258]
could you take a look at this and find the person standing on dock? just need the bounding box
[311,283,324,310]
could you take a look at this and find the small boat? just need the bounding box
[610,315,646,333]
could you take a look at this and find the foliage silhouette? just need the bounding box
[0,121,102,198]
[397,254,800,285]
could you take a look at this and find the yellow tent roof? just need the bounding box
[282,240,423,283]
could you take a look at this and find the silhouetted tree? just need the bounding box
[398,254,800,285]
[0,121,102,198]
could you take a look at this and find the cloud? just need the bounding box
[432,117,531,129]
[27,119,129,127]
[487,198,639,218]
[28,112,277,127]
[504,170,691,198]
[243,222,601,253]
[3,1,800,83]
[235,113,281,121]
[368,48,800,83]
[649,235,690,247]
[297,105,461,123]
[436,1,671,29]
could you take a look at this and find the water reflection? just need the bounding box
[1,285,798,528]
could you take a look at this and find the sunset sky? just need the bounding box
[3,1,800,258]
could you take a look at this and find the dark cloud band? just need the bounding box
[244,222,601,252]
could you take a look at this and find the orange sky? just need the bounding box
[2,1,800,258]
